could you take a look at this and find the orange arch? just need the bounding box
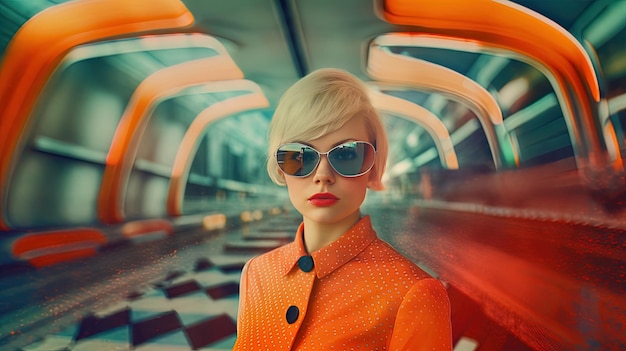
[167,80,269,216]
[368,89,459,170]
[97,55,244,223]
[367,42,514,169]
[380,0,622,175]
[0,0,194,230]
[382,0,598,101]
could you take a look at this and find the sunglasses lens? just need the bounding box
[276,141,375,177]
[328,141,375,176]
[276,144,320,177]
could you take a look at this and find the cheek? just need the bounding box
[343,177,369,198]
[284,178,305,203]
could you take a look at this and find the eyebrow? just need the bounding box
[292,139,358,149]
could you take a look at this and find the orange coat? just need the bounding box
[233,215,452,350]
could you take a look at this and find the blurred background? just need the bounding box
[0,0,624,350]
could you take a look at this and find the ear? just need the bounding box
[366,163,378,189]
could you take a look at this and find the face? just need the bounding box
[279,117,376,227]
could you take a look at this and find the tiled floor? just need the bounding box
[11,212,301,351]
[23,256,242,351]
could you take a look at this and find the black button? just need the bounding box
[297,255,314,272]
[286,305,299,324]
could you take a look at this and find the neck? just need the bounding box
[302,211,361,253]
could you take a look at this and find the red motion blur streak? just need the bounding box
[395,207,626,350]
[0,0,194,230]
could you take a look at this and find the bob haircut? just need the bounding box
[267,68,388,191]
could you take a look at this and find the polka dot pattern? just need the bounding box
[233,216,452,350]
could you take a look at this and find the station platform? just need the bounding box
[1,206,301,351]
[1,198,624,351]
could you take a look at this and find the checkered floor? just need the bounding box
[19,214,300,351]
[21,257,242,351]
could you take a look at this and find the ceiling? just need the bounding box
[1,0,622,176]
[178,0,620,172]
[180,0,598,109]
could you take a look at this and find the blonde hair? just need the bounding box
[267,68,388,191]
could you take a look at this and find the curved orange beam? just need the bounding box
[167,81,269,216]
[367,44,514,169]
[381,0,622,178]
[368,89,459,170]
[0,0,194,230]
[60,33,228,70]
[98,56,244,223]
[382,0,598,99]
[12,228,107,268]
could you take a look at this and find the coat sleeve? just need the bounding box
[388,277,453,351]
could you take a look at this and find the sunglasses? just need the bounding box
[276,141,376,178]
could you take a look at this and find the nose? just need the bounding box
[313,155,336,184]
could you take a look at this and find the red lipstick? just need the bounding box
[308,192,339,207]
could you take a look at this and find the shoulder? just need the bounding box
[405,277,449,302]
[390,277,453,350]
[400,277,451,328]
[398,277,451,324]
[366,237,433,281]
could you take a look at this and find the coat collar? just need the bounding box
[281,215,377,279]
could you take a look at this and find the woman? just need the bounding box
[233,68,452,350]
